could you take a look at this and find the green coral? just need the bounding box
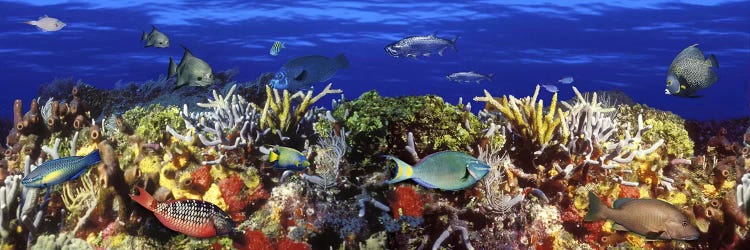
[617,104,694,158]
[32,233,93,250]
[328,91,482,166]
[122,104,184,143]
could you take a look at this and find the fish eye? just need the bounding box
[682,221,688,226]
[197,77,203,81]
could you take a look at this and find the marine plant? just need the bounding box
[122,104,184,143]
[617,103,694,158]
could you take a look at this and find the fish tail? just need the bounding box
[451,35,459,51]
[129,186,157,212]
[383,155,414,184]
[24,21,35,25]
[141,31,147,41]
[334,53,349,69]
[708,54,718,68]
[487,73,494,82]
[584,191,607,221]
[269,150,279,163]
[81,149,102,166]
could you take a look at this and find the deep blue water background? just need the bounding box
[0,0,748,121]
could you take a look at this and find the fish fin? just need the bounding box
[687,95,703,98]
[644,231,664,240]
[129,186,157,212]
[383,155,414,185]
[141,31,147,41]
[294,70,307,81]
[451,35,459,51]
[487,73,494,82]
[583,191,607,221]
[708,54,718,68]
[151,25,158,32]
[412,178,438,189]
[407,54,418,59]
[181,44,194,58]
[612,223,629,232]
[612,198,634,209]
[24,20,36,26]
[429,31,437,37]
[423,53,431,57]
[334,53,349,69]
[168,57,177,78]
[269,150,279,163]
[438,47,446,56]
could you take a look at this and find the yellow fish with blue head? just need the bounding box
[268,146,310,171]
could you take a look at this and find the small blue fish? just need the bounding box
[22,150,101,188]
[558,77,574,84]
[384,151,490,191]
[269,41,285,56]
[541,84,559,93]
[269,146,309,171]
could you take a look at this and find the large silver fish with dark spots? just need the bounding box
[665,44,718,98]
[168,46,214,89]
[584,192,699,241]
[141,25,170,48]
[269,54,349,91]
[385,32,458,59]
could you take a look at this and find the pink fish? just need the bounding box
[130,186,238,238]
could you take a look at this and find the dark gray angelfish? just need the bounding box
[385,32,459,59]
[446,71,494,83]
[269,54,349,92]
[141,25,170,48]
[665,44,718,98]
[168,46,214,89]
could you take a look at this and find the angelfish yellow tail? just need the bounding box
[383,155,414,184]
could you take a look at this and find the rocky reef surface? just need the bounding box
[0,75,748,249]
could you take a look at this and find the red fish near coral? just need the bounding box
[130,186,239,238]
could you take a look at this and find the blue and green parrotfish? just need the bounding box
[22,149,102,188]
[268,146,310,171]
[384,151,490,191]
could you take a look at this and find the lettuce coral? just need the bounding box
[617,104,694,158]
[122,104,184,143]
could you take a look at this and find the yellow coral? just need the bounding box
[602,221,614,233]
[722,180,736,191]
[625,233,645,247]
[172,188,201,200]
[202,184,228,211]
[139,156,161,176]
[108,233,128,248]
[240,168,260,190]
[666,192,687,206]
[76,143,98,156]
[159,164,178,191]
[638,186,651,198]
[702,184,717,198]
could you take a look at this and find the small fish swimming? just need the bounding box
[269,41,285,56]
[269,54,349,91]
[22,149,101,188]
[665,44,718,98]
[25,15,65,32]
[384,151,490,191]
[558,77,574,84]
[168,46,214,89]
[584,192,699,241]
[269,146,310,171]
[141,25,170,48]
[385,32,458,59]
[130,186,239,238]
[446,71,494,83]
[540,84,559,93]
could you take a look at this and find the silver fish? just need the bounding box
[168,46,214,89]
[269,41,285,56]
[541,84,559,93]
[446,71,493,83]
[558,77,574,84]
[25,15,65,32]
[585,192,699,241]
[142,25,170,48]
[269,54,349,91]
[665,44,718,98]
[385,32,458,59]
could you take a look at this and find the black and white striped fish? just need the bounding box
[269,41,285,56]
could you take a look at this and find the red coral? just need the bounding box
[389,185,424,219]
[618,184,640,199]
[583,220,605,246]
[234,230,273,250]
[191,165,212,193]
[277,238,312,250]
[219,174,249,222]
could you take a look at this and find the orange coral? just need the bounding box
[191,165,212,193]
[219,174,249,222]
[389,185,424,219]
[618,184,640,199]
[277,238,312,250]
[234,230,273,250]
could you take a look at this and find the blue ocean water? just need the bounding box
[0,0,748,121]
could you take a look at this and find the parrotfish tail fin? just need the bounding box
[334,53,349,69]
[81,149,102,166]
[129,186,157,212]
[268,149,279,163]
[168,57,177,78]
[583,191,607,221]
[708,54,718,68]
[487,73,494,82]
[382,155,414,185]
[451,35,459,51]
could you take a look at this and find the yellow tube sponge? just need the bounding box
[202,184,228,211]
